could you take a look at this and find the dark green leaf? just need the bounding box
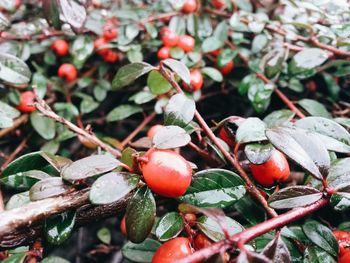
[268,186,322,209]
[106,104,142,122]
[152,125,191,149]
[234,195,266,225]
[179,169,245,208]
[30,111,56,140]
[163,59,191,84]
[126,187,156,243]
[244,143,274,165]
[97,227,111,244]
[44,211,76,245]
[58,0,86,29]
[330,192,350,211]
[263,110,295,128]
[298,99,332,118]
[89,172,139,204]
[29,177,69,201]
[236,117,267,143]
[303,246,336,263]
[302,220,338,257]
[164,93,196,127]
[147,70,172,95]
[217,49,237,68]
[201,67,223,82]
[42,0,61,29]
[122,238,161,263]
[61,154,121,181]
[112,62,153,90]
[0,170,50,190]
[155,212,184,241]
[0,53,31,85]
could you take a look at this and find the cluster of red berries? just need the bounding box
[94,20,119,63]
[333,230,350,263]
[219,117,290,187]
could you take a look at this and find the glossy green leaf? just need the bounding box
[97,227,111,244]
[112,62,153,90]
[201,67,223,82]
[0,53,31,85]
[164,93,196,127]
[42,0,61,29]
[61,154,121,181]
[126,187,156,243]
[29,177,69,201]
[162,59,191,84]
[106,104,142,122]
[179,169,245,208]
[147,70,172,95]
[244,143,274,165]
[30,111,56,140]
[41,256,70,263]
[217,49,237,68]
[155,212,184,241]
[89,172,139,204]
[330,192,350,211]
[152,125,191,149]
[234,195,266,225]
[236,117,267,143]
[298,99,332,118]
[327,158,350,190]
[302,220,338,257]
[122,238,161,263]
[44,211,76,245]
[268,186,322,209]
[0,170,50,190]
[303,246,336,263]
[263,110,295,128]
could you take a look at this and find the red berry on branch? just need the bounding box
[17,91,36,113]
[58,63,78,82]
[250,150,290,187]
[94,37,110,56]
[182,0,197,13]
[152,237,192,263]
[212,0,226,9]
[189,69,203,91]
[120,215,127,236]
[208,49,221,57]
[103,27,118,41]
[103,50,119,63]
[219,127,235,148]
[157,47,171,60]
[51,39,69,57]
[178,35,195,52]
[147,125,164,139]
[194,233,212,250]
[161,29,179,47]
[218,60,234,75]
[141,149,192,197]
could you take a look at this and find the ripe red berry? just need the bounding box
[141,149,192,197]
[333,230,350,257]
[157,47,171,60]
[208,49,221,56]
[58,63,78,82]
[161,30,178,47]
[306,80,317,92]
[51,39,69,57]
[17,91,36,112]
[219,116,245,148]
[194,233,212,250]
[218,60,234,75]
[219,127,235,148]
[250,150,290,187]
[212,0,226,9]
[94,37,109,56]
[15,0,21,8]
[182,0,197,13]
[120,215,127,236]
[178,35,195,52]
[189,69,203,91]
[147,125,164,139]
[103,27,118,41]
[152,237,192,263]
[103,50,119,63]
[340,252,350,263]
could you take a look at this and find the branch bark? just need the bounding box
[0,189,133,249]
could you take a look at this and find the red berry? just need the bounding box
[161,30,179,47]
[51,39,69,57]
[333,230,350,257]
[182,0,197,13]
[58,63,78,82]
[219,116,245,148]
[94,37,109,56]
[15,0,21,8]
[219,127,235,148]
[212,0,226,9]
[218,61,234,75]
[103,27,118,41]
[184,213,197,226]
[178,35,195,52]
[157,47,171,60]
[120,215,127,236]
[141,149,192,197]
[17,91,36,113]
[306,80,317,92]
[194,233,212,250]
[208,49,221,56]
[340,253,350,263]
[103,50,119,63]
[189,69,203,91]
[152,237,192,263]
[250,150,290,187]
[147,124,164,139]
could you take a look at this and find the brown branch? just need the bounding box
[34,97,121,157]
[158,63,278,219]
[120,112,157,149]
[176,198,329,263]
[0,189,133,249]
[0,135,30,172]
[0,114,29,139]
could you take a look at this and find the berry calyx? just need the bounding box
[147,124,164,139]
[217,60,234,75]
[152,237,192,263]
[94,37,109,56]
[58,63,78,82]
[178,35,195,52]
[157,46,171,60]
[17,91,36,112]
[120,215,127,236]
[161,29,179,47]
[189,69,203,91]
[141,149,192,198]
[51,39,69,57]
[182,0,197,13]
[250,150,290,187]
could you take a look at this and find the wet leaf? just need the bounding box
[0,170,51,190]
[58,0,86,29]
[155,212,184,241]
[152,125,191,149]
[163,59,191,84]
[29,177,69,201]
[147,70,172,95]
[236,117,267,143]
[263,110,295,128]
[303,246,336,263]
[44,211,76,245]
[164,93,196,127]
[122,238,161,263]
[244,143,274,165]
[298,99,332,118]
[30,111,56,140]
[0,53,31,85]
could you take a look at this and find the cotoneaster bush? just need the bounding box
[0,0,350,263]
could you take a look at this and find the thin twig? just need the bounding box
[0,114,29,139]
[34,96,121,157]
[0,135,30,172]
